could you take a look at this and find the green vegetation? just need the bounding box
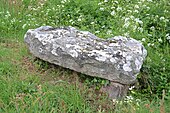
[0,0,170,112]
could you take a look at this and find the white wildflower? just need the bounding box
[22,24,27,29]
[133,25,137,31]
[5,11,11,18]
[129,86,135,90]
[104,0,108,2]
[69,19,73,22]
[126,95,133,100]
[123,22,130,28]
[111,6,115,9]
[143,4,147,7]
[125,95,134,103]
[147,43,151,46]
[107,30,112,34]
[134,10,139,13]
[28,6,32,10]
[90,22,95,24]
[166,34,170,43]
[166,33,169,37]
[78,18,81,21]
[130,16,135,19]
[125,18,130,22]
[155,15,159,18]
[148,34,152,37]
[146,7,150,10]
[11,18,16,23]
[98,2,102,5]
[160,16,165,20]
[114,1,118,4]
[150,26,155,30]
[147,0,152,2]
[116,6,122,11]
[95,31,100,34]
[127,10,132,13]
[61,0,67,4]
[138,27,143,32]
[61,1,64,4]
[134,5,139,9]
[123,18,130,28]
[158,38,162,43]
[110,10,115,16]
[101,25,105,28]
[165,19,169,22]
[112,99,117,105]
[164,10,168,13]
[135,18,143,24]
[6,11,9,14]
[124,32,130,37]
[142,38,146,42]
[71,21,75,25]
[166,33,170,38]
[99,7,104,11]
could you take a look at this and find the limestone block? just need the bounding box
[24,26,147,85]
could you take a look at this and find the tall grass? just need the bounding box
[0,0,170,112]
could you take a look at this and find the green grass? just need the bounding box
[0,0,170,112]
[0,40,114,112]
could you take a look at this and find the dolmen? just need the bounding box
[24,26,147,99]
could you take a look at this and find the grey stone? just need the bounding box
[100,81,129,99]
[24,26,147,98]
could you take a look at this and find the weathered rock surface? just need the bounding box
[24,26,147,98]
[24,26,147,85]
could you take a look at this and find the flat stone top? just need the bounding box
[25,26,147,84]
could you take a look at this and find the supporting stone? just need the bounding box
[100,82,129,99]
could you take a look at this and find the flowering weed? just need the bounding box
[0,0,170,112]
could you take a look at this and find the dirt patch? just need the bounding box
[20,56,115,111]
[21,56,37,73]
[0,39,20,48]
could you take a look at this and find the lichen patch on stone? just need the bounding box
[123,63,132,72]
[24,26,147,85]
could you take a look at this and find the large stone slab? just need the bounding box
[24,26,147,85]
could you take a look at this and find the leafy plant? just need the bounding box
[0,0,170,112]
